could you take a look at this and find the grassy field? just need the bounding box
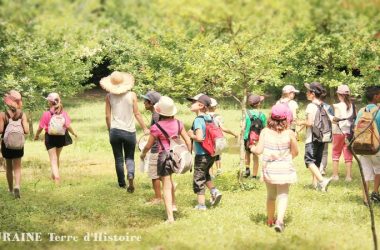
[0,90,379,250]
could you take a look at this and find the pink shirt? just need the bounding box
[38,109,71,133]
[150,119,184,152]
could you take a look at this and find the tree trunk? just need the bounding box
[238,88,248,183]
[28,114,34,139]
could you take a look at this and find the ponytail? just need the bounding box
[340,94,351,111]
[54,102,63,114]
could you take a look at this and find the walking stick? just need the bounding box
[348,107,379,250]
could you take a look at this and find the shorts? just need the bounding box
[304,141,325,168]
[360,153,380,181]
[157,151,174,177]
[215,155,221,161]
[193,154,215,195]
[148,153,159,179]
[45,133,66,150]
[1,141,24,159]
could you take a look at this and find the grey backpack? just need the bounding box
[3,112,25,150]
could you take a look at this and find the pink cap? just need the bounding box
[336,85,350,95]
[271,103,289,121]
[282,85,299,94]
[3,90,22,107]
[45,92,60,104]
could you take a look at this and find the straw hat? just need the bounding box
[100,71,135,94]
[154,96,177,117]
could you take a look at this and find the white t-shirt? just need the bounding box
[305,101,320,144]
[332,102,354,135]
[277,99,299,120]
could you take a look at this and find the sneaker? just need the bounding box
[331,175,339,181]
[194,204,207,211]
[13,188,20,199]
[210,189,222,207]
[244,168,251,178]
[274,221,285,233]
[317,178,332,192]
[370,192,380,203]
[216,169,223,176]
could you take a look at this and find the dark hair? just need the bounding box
[338,93,352,111]
[249,103,260,108]
[159,115,174,120]
[267,117,288,133]
[365,86,380,102]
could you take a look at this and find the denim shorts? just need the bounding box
[304,141,325,168]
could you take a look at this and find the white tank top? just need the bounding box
[109,92,136,132]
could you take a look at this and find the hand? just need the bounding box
[250,145,256,153]
[73,133,78,138]
[34,135,39,141]
[140,153,146,160]
[296,120,304,126]
[187,130,194,139]
[143,128,150,135]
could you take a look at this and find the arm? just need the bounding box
[250,129,265,155]
[131,92,149,135]
[34,127,43,140]
[105,94,111,131]
[21,113,29,134]
[188,128,204,142]
[67,126,77,137]
[297,112,313,127]
[220,125,238,137]
[180,127,192,151]
[140,135,155,159]
[289,130,299,158]
[0,113,4,134]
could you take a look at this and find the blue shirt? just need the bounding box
[355,104,380,134]
[192,114,212,155]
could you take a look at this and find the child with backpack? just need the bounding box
[187,94,223,210]
[320,94,335,176]
[331,85,356,182]
[250,103,298,233]
[140,96,191,222]
[244,94,267,179]
[0,90,29,198]
[208,98,238,176]
[297,82,332,191]
[353,86,380,205]
[276,85,299,131]
[34,93,77,185]
[141,90,162,204]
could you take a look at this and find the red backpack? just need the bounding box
[195,116,227,156]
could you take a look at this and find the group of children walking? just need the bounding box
[2,70,380,232]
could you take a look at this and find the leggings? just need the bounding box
[266,183,289,223]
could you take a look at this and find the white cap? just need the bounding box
[282,85,300,94]
[210,98,218,107]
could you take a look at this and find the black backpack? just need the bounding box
[246,111,264,147]
[312,103,332,143]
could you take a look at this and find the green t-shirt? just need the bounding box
[244,109,267,140]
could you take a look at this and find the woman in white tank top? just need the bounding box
[101,71,149,192]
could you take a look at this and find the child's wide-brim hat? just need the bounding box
[154,96,177,117]
[100,71,134,94]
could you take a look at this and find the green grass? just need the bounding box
[0,91,379,250]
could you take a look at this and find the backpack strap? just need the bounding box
[246,110,253,120]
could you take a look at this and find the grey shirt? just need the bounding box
[150,111,160,153]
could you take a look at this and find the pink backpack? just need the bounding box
[3,112,25,150]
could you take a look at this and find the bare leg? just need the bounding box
[12,158,22,189]
[266,183,276,224]
[374,175,380,193]
[308,164,324,183]
[162,176,174,222]
[252,153,259,177]
[170,175,176,207]
[152,178,162,200]
[245,151,251,172]
[363,181,370,203]
[5,159,13,192]
[332,160,339,179]
[48,148,60,183]
[345,161,352,181]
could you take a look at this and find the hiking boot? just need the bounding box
[13,188,20,199]
[370,192,380,203]
[244,168,251,178]
[274,221,285,233]
[317,178,332,192]
[194,204,207,211]
[210,189,222,207]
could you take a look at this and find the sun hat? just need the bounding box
[210,98,218,107]
[186,93,211,107]
[45,92,60,105]
[336,84,350,95]
[247,94,264,105]
[141,91,161,105]
[100,71,135,94]
[154,96,177,117]
[304,82,324,95]
[282,85,300,94]
[3,90,22,108]
[271,103,289,121]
